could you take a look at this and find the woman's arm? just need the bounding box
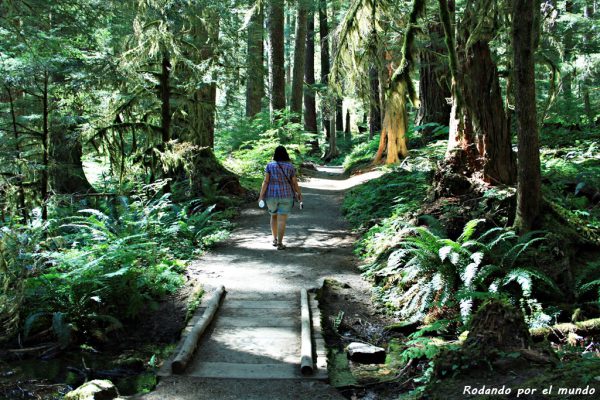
[292,176,303,202]
[258,173,270,201]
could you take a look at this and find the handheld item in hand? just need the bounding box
[258,200,265,208]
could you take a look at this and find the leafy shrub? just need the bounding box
[575,260,600,305]
[216,110,309,153]
[223,136,305,190]
[342,168,429,233]
[0,223,46,342]
[541,141,600,234]
[18,191,228,346]
[342,136,380,172]
[369,220,560,325]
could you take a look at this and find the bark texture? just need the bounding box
[439,0,516,185]
[246,3,264,118]
[49,128,94,195]
[269,0,286,112]
[41,71,49,220]
[374,0,423,164]
[513,0,541,232]
[415,21,450,141]
[304,10,318,133]
[188,13,220,148]
[368,66,382,139]
[318,0,331,139]
[374,90,409,163]
[160,53,171,144]
[290,0,308,121]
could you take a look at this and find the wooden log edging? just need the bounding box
[171,285,225,374]
[300,288,314,375]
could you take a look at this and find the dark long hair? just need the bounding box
[273,145,291,162]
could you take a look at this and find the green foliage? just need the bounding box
[216,110,308,153]
[0,223,46,342]
[220,114,308,189]
[342,136,380,172]
[343,168,429,234]
[367,220,559,326]
[541,139,600,236]
[7,189,229,346]
[575,260,600,304]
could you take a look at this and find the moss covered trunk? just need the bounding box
[439,0,516,185]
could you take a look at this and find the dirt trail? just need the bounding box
[136,166,383,400]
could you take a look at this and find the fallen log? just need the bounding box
[171,285,225,374]
[300,289,314,375]
[530,318,600,341]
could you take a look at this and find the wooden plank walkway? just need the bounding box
[159,290,328,380]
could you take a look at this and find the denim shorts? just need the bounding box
[266,197,294,215]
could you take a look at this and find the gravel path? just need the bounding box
[135,166,383,400]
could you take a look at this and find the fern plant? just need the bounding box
[574,260,600,304]
[21,193,227,344]
[381,219,560,325]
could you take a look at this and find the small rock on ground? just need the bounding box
[64,379,119,400]
[347,342,386,364]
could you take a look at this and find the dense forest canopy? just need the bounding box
[0,0,599,398]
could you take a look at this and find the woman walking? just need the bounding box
[258,146,303,250]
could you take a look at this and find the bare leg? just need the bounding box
[277,214,288,245]
[270,214,278,242]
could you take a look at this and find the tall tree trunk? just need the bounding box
[331,0,343,132]
[269,0,286,113]
[344,108,351,139]
[582,0,594,124]
[374,0,424,164]
[41,70,49,220]
[562,0,575,115]
[318,0,331,139]
[246,3,264,118]
[513,0,541,232]
[438,0,516,185]
[324,108,339,161]
[304,9,318,131]
[5,85,27,221]
[368,66,382,140]
[160,52,171,144]
[285,7,294,102]
[50,128,94,195]
[290,0,308,122]
[186,11,220,148]
[374,89,409,163]
[336,100,343,131]
[415,20,451,141]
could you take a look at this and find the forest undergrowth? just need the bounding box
[338,127,600,399]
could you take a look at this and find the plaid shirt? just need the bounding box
[265,161,296,199]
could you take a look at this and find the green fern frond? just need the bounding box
[578,279,600,295]
[476,227,506,242]
[503,269,533,296]
[473,264,501,286]
[457,219,486,242]
[23,312,49,339]
[52,312,72,350]
[505,237,546,268]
